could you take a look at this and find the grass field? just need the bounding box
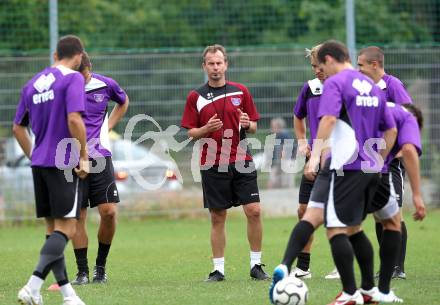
[1,210,439,305]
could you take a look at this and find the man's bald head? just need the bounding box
[358,46,384,68]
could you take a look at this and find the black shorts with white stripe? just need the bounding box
[310,159,380,227]
[200,160,260,210]
[365,158,405,220]
[81,156,120,209]
[32,167,83,219]
[388,158,404,207]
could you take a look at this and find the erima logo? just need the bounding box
[113,190,118,196]
[34,73,55,93]
[352,79,372,96]
[33,73,55,104]
[251,193,259,196]
[353,79,378,107]
[207,92,214,99]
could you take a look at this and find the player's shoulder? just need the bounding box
[386,102,411,121]
[384,73,404,85]
[306,78,323,96]
[86,73,108,93]
[92,73,117,86]
[382,73,407,92]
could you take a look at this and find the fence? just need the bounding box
[0,46,439,220]
[1,0,439,219]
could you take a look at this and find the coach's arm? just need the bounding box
[12,124,32,159]
[187,113,223,140]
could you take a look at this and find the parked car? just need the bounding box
[0,137,182,204]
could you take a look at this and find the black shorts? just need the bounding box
[311,160,380,227]
[366,159,404,220]
[32,167,83,219]
[200,161,260,210]
[308,159,332,209]
[81,157,120,209]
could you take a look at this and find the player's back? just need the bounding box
[319,69,393,171]
[386,103,421,164]
[17,65,85,167]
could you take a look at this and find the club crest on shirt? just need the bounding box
[231,97,241,106]
[93,93,105,103]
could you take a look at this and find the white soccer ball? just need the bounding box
[272,276,308,305]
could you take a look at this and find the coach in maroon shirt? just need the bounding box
[181,44,269,282]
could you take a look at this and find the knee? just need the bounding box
[382,219,401,231]
[245,205,261,220]
[211,210,227,226]
[297,205,307,219]
[64,226,77,240]
[100,206,117,223]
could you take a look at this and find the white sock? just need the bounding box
[213,257,225,275]
[60,283,76,298]
[250,251,262,268]
[26,275,44,296]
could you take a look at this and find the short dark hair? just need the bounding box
[402,104,424,130]
[317,40,350,64]
[202,44,227,63]
[56,35,84,60]
[359,46,384,68]
[79,51,92,72]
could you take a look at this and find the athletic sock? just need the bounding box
[349,231,374,290]
[281,220,315,270]
[213,257,225,275]
[250,251,262,269]
[375,222,383,245]
[74,248,89,274]
[296,252,311,271]
[33,231,69,281]
[59,283,76,298]
[398,221,407,271]
[26,275,44,296]
[379,230,401,293]
[96,242,111,267]
[330,234,357,295]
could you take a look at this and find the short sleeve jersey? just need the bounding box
[293,78,323,146]
[377,73,413,105]
[385,102,422,168]
[83,73,126,158]
[14,65,85,168]
[181,81,260,165]
[318,69,395,171]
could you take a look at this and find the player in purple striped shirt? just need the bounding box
[70,52,129,285]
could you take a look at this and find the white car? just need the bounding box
[0,138,182,204]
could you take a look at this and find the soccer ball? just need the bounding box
[272,276,308,305]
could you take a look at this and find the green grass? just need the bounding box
[1,210,440,305]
